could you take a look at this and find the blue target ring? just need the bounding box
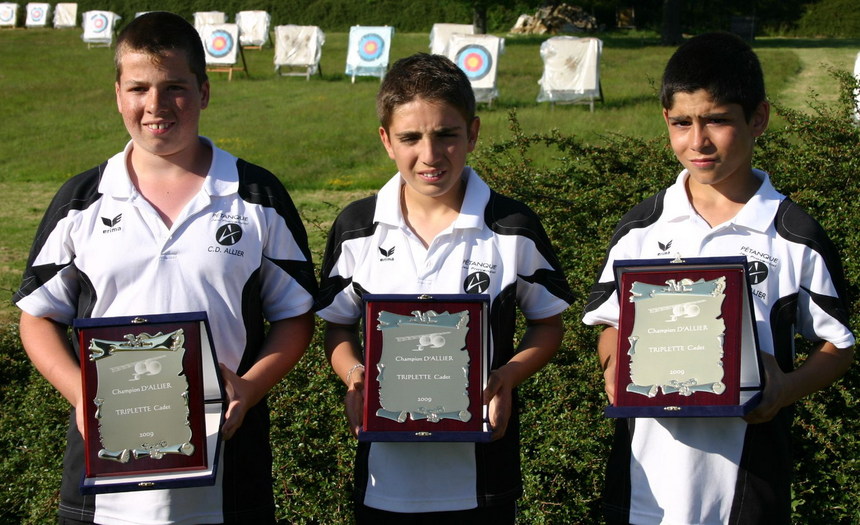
[207,30,234,58]
[456,45,492,81]
[358,33,385,62]
[90,13,108,33]
[30,6,45,22]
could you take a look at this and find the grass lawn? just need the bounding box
[1,28,858,323]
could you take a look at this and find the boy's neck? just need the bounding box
[685,169,762,227]
[127,140,212,228]
[400,179,466,248]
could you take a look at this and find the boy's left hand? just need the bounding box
[220,363,252,440]
[483,369,513,441]
[743,353,790,424]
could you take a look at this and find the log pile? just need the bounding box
[510,3,597,35]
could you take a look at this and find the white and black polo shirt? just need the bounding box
[15,139,316,525]
[583,169,854,525]
[316,168,573,513]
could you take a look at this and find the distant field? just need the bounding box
[0,28,857,320]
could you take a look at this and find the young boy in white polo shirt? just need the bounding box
[316,53,574,523]
[582,32,855,524]
[15,11,316,524]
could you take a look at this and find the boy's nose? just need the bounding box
[690,124,711,151]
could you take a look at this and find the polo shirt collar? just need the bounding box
[664,169,783,233]
[373,167,490,230]
[98,136,240,199]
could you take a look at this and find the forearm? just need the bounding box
[239,312,314,406]
[783,341,853,403]
[493,315,564,389]
[324,321,364,388]
[19,312,81,407]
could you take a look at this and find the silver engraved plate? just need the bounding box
[375,309,471,423]
[88,330,194,463]
[626,277,727,397]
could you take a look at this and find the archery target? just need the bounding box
[0,5,16,25]
[89,12,108,33]
[358,33,385,62]
[207,29,234,58]
[203,24,239,65]
[29,6,44,22]
[456,44,492,81]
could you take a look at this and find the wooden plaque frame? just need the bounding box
[74,312,225,493]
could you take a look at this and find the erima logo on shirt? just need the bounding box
[657,240,672,255]
[464,271,490,294]
[379,246,395,261]
[101,214,122,233]
[216,224,243,246]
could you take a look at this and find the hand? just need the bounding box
[344,381,364,438]
[483,369,513,441]
[602,359,617,406]
[74,392,86,439]
[219,363,253,440]
[744,353,791,424]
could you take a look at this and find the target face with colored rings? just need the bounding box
[358,33,385,62]
[456,45,493,81]
[207,30,234,58]
[30,7,44,21]
[0,6,14,23]
[90,13,108,32]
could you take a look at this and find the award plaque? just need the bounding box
[605,257,763,418]
[359,294,491,442]
[74,312,225,494]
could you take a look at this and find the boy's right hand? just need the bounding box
[598,327,619,405]
[345,376,365,438]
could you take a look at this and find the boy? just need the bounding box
[582,33,854,524]
[14,12,316,524]
[316,53,574,523]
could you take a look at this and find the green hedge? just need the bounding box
[1,69,858,525]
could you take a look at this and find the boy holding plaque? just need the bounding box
[14,11,316,525]
[582,32,855,524]
[316,53,574,523]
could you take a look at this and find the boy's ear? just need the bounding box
[379,126,396,160]
[750,100,770,137]
[467,116,481,152]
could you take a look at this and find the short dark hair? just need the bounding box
[115,11,208,87]
[660,32,765,121]
[377,53,476,130]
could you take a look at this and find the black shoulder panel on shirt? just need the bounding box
[607,189,666,249]
[484,190,575,304]
[236,158,318,297]
[774,198,849,298]
[14,164,105,303]
[582,190,666,316]
[315,196,378,312]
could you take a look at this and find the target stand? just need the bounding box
[201,24,249,81]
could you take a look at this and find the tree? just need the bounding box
[661,0,683,45]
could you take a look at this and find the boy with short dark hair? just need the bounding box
[583,32,854,524]
[15,11,316,524]
[316,53,574,523]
